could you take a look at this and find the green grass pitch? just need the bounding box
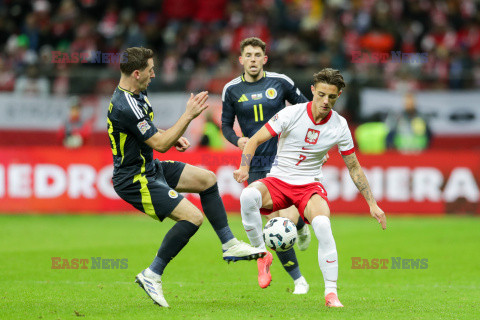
[0,214,478,319]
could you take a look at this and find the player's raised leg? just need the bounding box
[265,207,309,294]
[239,182,274,288]
[136,198,203,307]
[266,206,310,251]
[175,164,265,261]
[303,194,343,307]
[277,206,311,251]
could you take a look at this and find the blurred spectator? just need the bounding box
[14,64,50,97]
[52,63,70,96]
[194,0,227,24]
[0,0,479,104]
[231,10,270,53]
[198,112,224,150]
[0,57,15,92]
[359,26,395,53]
[355,122,388,154]
[58,97,94,148]
[118,8,147,48]
[22,13,40,51]
[386,92,432,153]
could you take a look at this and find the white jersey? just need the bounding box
[265,102,355,185]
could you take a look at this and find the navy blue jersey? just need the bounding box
[107,86,158,186]
[221,71,308,172]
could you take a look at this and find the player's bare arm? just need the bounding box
[156,128,191,152]
[342,153,387,230]
[145,91,208,152]
[234,126,273,183]
[237,137,250,150]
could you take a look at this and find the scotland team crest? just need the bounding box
[168,190,178,199]
[266,88,277,99]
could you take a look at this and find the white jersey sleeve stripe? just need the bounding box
[221,77,241,101]
[124,92,142,119]
[128,94,144,119]
[265,71,294,86]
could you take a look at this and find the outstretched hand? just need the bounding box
[186,91,209,119]
[370,204,387,230]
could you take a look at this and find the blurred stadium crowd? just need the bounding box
[1,0,480,103]
[1,0,479,214]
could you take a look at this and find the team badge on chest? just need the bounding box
[305,128,320,144]
[265,88,277,99]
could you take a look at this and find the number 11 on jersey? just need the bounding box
[254,104,263,122]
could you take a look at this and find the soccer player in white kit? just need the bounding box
[234,68,387,307]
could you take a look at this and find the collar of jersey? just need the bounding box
[307,101,332,125]
[241,71,266,82]
[118,85,139,97]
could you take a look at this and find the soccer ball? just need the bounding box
[263,217,297,252]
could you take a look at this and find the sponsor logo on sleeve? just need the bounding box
[137,120,151,135]
[168,190,178,199]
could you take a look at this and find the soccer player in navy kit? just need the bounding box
[107,47,265,307]
[221,37,311,294]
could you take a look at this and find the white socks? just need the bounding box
[240,187,266,250]
[311,215,338,296]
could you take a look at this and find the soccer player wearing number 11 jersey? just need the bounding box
[234,68,387,307]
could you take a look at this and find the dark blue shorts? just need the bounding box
[114,160,186,221]
[247,170,269,185]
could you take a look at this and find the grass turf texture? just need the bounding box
[0,214,478,320]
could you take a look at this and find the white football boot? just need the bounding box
[223,239,266,262]
[293,276,309,294]
[135,270,169,307]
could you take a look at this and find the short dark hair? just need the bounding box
[313,68,346,92]
[240,37,266,54]
[120,47,154,75]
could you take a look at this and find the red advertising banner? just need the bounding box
[0,147,479,214]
